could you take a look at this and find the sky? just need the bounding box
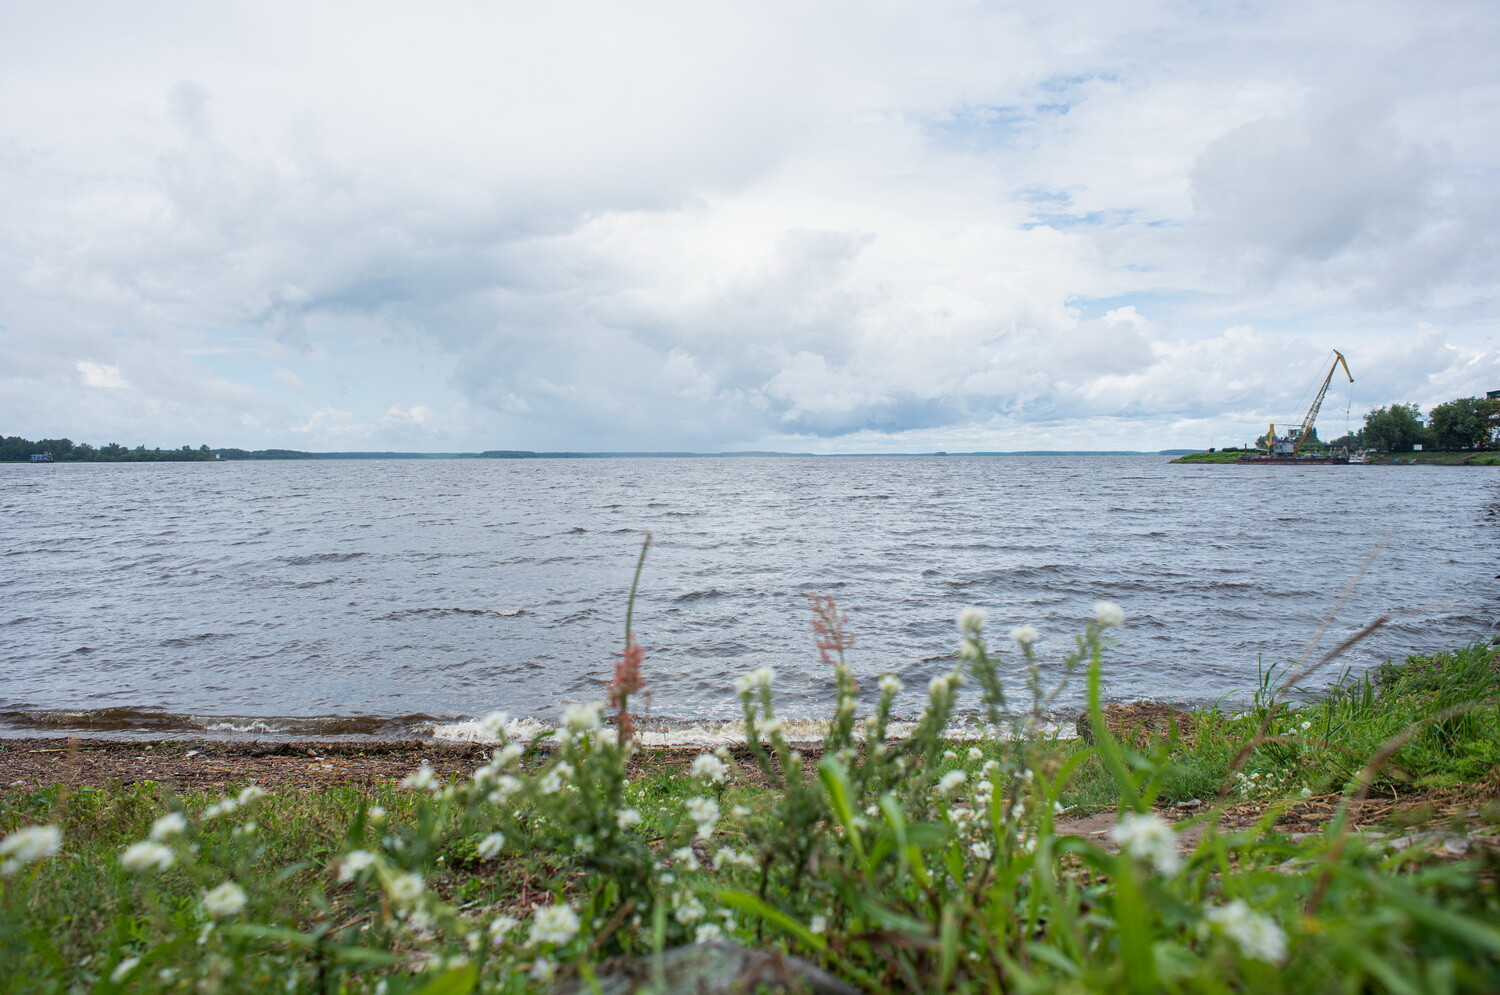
[2,0,1498,453]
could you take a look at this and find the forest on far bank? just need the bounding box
[0,437,326,462]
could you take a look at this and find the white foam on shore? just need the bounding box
[203,720,287,734]
[424,715,1075,747]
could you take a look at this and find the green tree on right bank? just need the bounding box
[1361,403,1428,452]
[1427,396,1500,450]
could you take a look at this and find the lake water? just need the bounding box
[1,456,1495,740]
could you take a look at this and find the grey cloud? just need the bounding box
[1187,91,1500,309]
[168,80,211,139]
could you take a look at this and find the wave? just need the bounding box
[0,706,1042,747]
[427,715,927,747]
[374,608,525,621]
[673,588,730,603]
[277,552,370,566]
[0,707,437,740]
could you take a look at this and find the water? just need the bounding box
[1,456,1495,739]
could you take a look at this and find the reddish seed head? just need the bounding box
[807,593,855,667]
[611,637,645,704]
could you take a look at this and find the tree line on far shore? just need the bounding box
[0,437,326,462]
[1230,394,1500,454]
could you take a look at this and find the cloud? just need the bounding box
[76,361,128,389]
[0,1,1496,451]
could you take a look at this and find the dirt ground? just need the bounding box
[3,737,1494,851]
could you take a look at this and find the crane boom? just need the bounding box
[1291,350,1354,455]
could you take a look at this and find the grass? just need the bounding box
[1171,449,1500,465]
[2,637,1499,992]
[1364,451,1500,466]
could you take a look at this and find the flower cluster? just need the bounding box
[1110,812,1181,875]
[0,825,61,876]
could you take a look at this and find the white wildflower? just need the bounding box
[672,847,700,871]
[760,717,784,740]
[1300,721,1313,731]
[616,808,643,830]
[110,957,140,983]
[149,812,188,841]
[476,832,506,859]
[942,749,957,760]
[562,702,603,732]
[494,743,524,767]
[936,770,967,795]
[735,667,774,694]
[537,770,563,795]
[690,754,729,784]
[529,958,557,982]
[120,841,175,872]
[967,747,983,761]
[673,894,706,924]
[529,904,580,947]
[201,798,238,820]
[201,881,248,917]
[0,825,61,874]
[970,841,993,860]
[713,848,756,870]
[1300,786,1313,799]
[1093,602,1125,628]
[477,710,509,740]
[367,805,387,822]
[695,923,722,944]
[731,805,751,818]
[809,915,827,935]
[386,872,424,907]
[686,797,720,839]
[489,775,522,804]
[1007,625,1040,646]
[489,915,520,942]
[401,764,438,792]
[337,850,377,882]
[879,674,902,695]
[237,785,267,805]
[957,608,985,636]
[1205,900,1288,964]
[1110,812,1181,875]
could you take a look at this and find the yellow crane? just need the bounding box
[1266,350,1354,456]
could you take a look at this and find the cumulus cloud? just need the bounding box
[1194,95,1432,259]
[0,0,1496,451]
[76,362,128,389]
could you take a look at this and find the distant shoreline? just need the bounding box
[1171,450,1500,466]
[5,448,1199,462]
